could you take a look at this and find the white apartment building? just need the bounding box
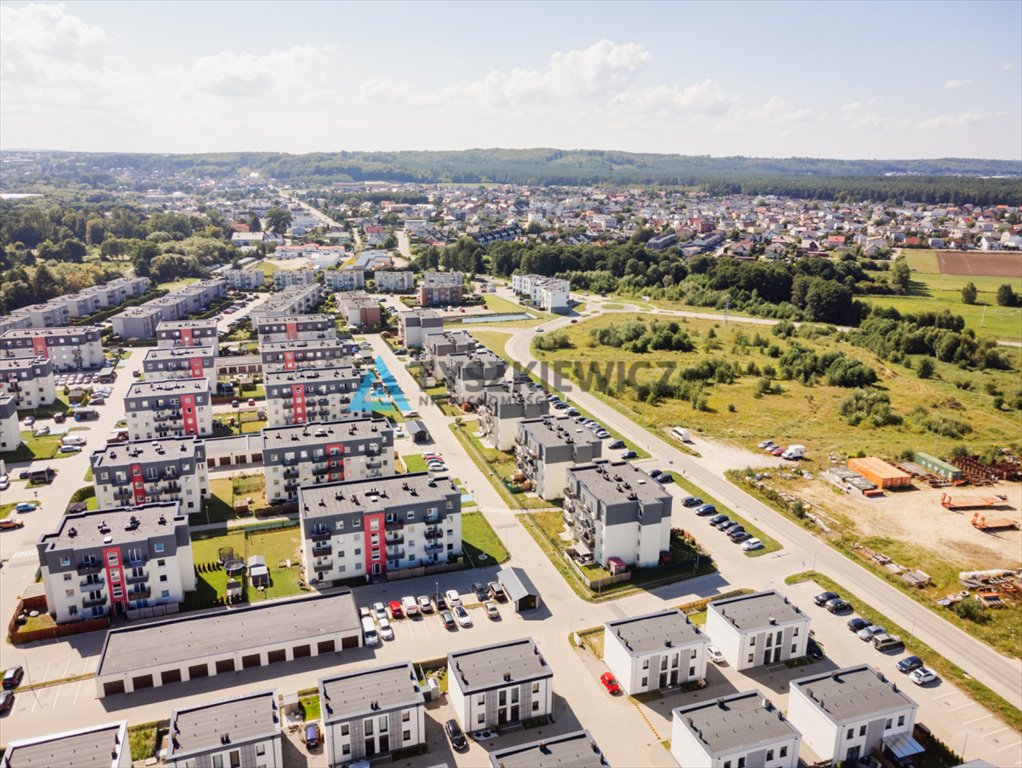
[36,501,195,623]
[789,665,920,766]
[448,638,553,731]
[166,690,283,768]
[142,346,218,389]
[604,609,709,695]
[0,326,106,371]
[477,382,549,451]
[515,416,602,500]
[323,268,366,291]
[223,268,268,291]
[264,365,360,427]
[273,269,319,290]
[0,355,57,410]
[397,309,444,348]
[90,437,209,513]
[124,378,213,440]
[511,273,570,312]
[1,721,132,768]
[706,591,811,671]
[374,270,415,293]
[319,662,426,767]
[156,319,220,351]
[0,395,21,452]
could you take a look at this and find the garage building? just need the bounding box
[95,591,361,698]
[847,457,912,489]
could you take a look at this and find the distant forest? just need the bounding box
[7,149,1022,205]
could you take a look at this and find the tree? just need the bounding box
[265,208,293,235]
[996,283,1018,307]
[247,214,262,233]
[961,281,978,305]
[917,358,935,379]
[85,218,107,246]
[61,238,87,263]
[889,258,911,293]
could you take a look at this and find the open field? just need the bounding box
[936,249,1022,277]
[531,312,1022,458]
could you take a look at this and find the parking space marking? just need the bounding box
[948,701,976,711]
[963,714,992,725]
[999,740,1022,752]
[985,727,1010,738]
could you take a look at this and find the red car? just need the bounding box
[0,520,25,531]
[771,446,784,456]
[388,600,403,619]
[599,672,621,695]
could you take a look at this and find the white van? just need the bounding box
[61,434,88,447]
[361,616,379,646]
[671,426,691,443]
[782,444,805,460]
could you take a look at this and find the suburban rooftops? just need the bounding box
[449,637,550,694]
[143,346,216,360]
[488,730,605,768]
[38,502,184,551]
[673,690,799,754]
[520,416,601,450]
[605,609,707,656]
[710,590,806,631]
[791,665,917,723]
[90,436,204,467]
[262,417,390,445]
[126,378,210,397]
[568,461,671,504]
[264,364,359,385]
[320,662,424,723]
[167,690,279,759]
[2,722,128,768]
[299,472,456,519]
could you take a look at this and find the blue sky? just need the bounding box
[2,1,1020,158]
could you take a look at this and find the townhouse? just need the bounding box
[476,382,549,450]
[166,690,283,768]
[297,472,461,582]
[90,437,209,513]
[603,609,709,695]
[448,638,553,731]
[37,501,195,623]
[0,326,105,371]
[336,290,382,328]
[223,267,269,290]
[418,271,464,306]
[273,269,319,290]
[705,591,811,671]
[142,346,218,388]
[488,731,607,768]
[397,309,444,348]
[156,319,220,351]
[671,691,802,768]
[789,665,920,766]
[249,284,323,322]
[564,461,672,569]
[255,313,336,341]
[515,416,602,500]
[262,417,394,504]
[511,273,571,312]
[124,379,213,440]
[323,268,366,291]
[1,721,132,768]
[373,270,415,293]
[319,662,426,767]
[259,337,353,372]
[0,395,20,452]
[0,354,57,410]
[264,365,361,427]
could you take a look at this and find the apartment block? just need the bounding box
[249,284,323,322]
[37,501,195,623]
[515,416,602,500]
[424,330,478,369]
[273,269,319,290]
[564,461,672,568]
[418,271,464,306]
[1,721,132,768]
[255,313,336,341]
[488,731,607,768]
[440,348,507,404]
[323,268,365,291]
[0,355,57,410]
[511,273,571,312]
[397,309,443,348]
[113,280,226,339]
[262,417,394,504]
[111,305,165,341]
[319,663,425,767]
[789,665,919,766]
[156,319,220,351]
[604,609,709,695]
[142,346,218,388]
[1,326,105,371]
[373,270,415,293]
[706,591,811,671]
[0,395,20,452]
[166,690,283,768]
[124,378,213,440]
[264,365,360,427]
[477,382,549,450]
[297,472,461,582]
[336,291,382,328]
[223,268,269,291]
[448,638,553,732]
[259,337,353,372]
[90,437,209,513]
[671,691,801,768]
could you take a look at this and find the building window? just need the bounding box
[341,744,350,755]
[897,715,905,727]
[532,682,540,694]
[747,653,754,664]
[847,728,854,739]
[859,725,866,736]
[477,713,485,725]
[364,719,373,736]
[256,745,265,756]
[61,556,71,567]
[766,750,774,761]
[793,627,799,637]
[791,644,797,654]
[154,543,164,553]
[642,659,649,670]
[212,757,223,768]
[532,700,540,712]
[885,718,892,730]
[65,589,74,598]
[341,724,349,736]
[403,730,411,741]
[158,559,166,567]
[402,710,411,722]
[780,746,788,758]
[737,759,745,768]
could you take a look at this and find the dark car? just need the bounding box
[729,530,751,543]
[897,656,924,674]
[0,690,13,715]
[53,412,67,424]
[648,469,663,479]
[847,617,871,632]
[826,598,852,614]
[304,723,321,750]
[717,519,737,531]
[445,718,468,752]
[2,667,23,690]
[807,637,824,661]
[608,440,625,450]
[708,514,728,526]
[683,496,703,508]
[813,591,840,606]
[620,450,638,460]
[695,504,718,516]
[656,472,673,484]
[440,610,457,630]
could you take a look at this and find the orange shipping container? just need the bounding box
[848,457,912,489]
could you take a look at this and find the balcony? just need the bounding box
[284,467,299,479]
[313,558,333,570]
[425,514,440,525]
[80,575,104,589]
[128,586,152,600]
[126,570,149,583]
[161,482,181,494]
[425,542,444,554]
[126,555,148,568]
[424,528,443,541]
[312,542,333,556]
[82,594,107,608]
[385,532,404,545]
[311,529,331,542]
[114,487,132,499]
[386,547,405,560]
[384,519,404,531]
[77,561,103,576]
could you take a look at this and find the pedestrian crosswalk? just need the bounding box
[6,549,36,562]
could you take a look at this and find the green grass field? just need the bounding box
[461,511,510,566]
[401,453,428,473]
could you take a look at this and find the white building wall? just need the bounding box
[671,716,714,768]
[705,608,743,668]
[602,629,637,694]
[447,660,468,728]
[0,410,21,451]
[538,460,569,501]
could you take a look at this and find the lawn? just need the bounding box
[0,502,18,519]
[0,432,72,462]
[461,511,510,566]
[483,293,545,317]
[401,453,428,473]
[157,276,200,292]
[128,722,160,762]
[449,420,553,510]
[194,474,270,525]
[300,693,321,722]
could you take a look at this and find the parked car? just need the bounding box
[471,582,487,600]
[707,514,728,526]
[608,440,625,450]
[594,430,610,439]
[487,582,507,602]
[358,606,371,619]
[33,426,50,437]
[58,445,82,453]
[378,618,395,641]
[648,469,663,479]
[857,625,886,641]
[873,633,904,652]
[717,519,737,532]
[807,637,824,661]
[372,602,387,621]
[444,589,461,609]
[694,504,717,516]
[22,416,34,427]
[387,600,403,619]
[440,610,456,630]
[759,439,775,449]
[444,719,468,752]
[620,450,637,460]
[247,398,256,406]
[740,537,763,551]
[814,591,840,606]
[910,667,938,686]
[656,472,673,484]
[53,412,66,424]
[682,496,703,508]
[826,598,852,614]
[231,399,239,408]
[417,595,434,613]
[2,667,24,690]
[14,503,37,513]
[0,520,25,531]
[729,530,751,543]
[484,600,500,620]
[707,646,726,665]
[304,723,321,751]
[897,656,924,674]
[401,596,419,616]
[453,605,472,628]
[599,672,622,695]
[847,617,871,633]
[0,690,13,715]
[0,474,8,491]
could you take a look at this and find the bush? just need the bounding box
[916,358,935,379]
[839,388,902,427]
[953,599,991,624]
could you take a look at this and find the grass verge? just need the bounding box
[462,511,510,566]
[128,721,161,762]
[672,473,781,558]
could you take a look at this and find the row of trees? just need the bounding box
[962,282,1021,307]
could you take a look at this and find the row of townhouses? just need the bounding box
[111,278,227,340]
[0,276,150,334]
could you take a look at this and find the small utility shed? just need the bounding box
[913,452,962,480]
[406,419,430,443]
[498,565,541,612]
[847,458,912,489]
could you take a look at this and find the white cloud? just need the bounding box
[916,113,983,129]
[840,101,865,114]
[945,78,973,89]
[616,79,734,117]
[1001,63,1013,72]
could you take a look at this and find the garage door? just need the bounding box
[317,640,335,654]
[188,664,209,679]
[215,659,236,674]
[267,649,286,664]
[342,635,359,650]
[132,674,154,690]
[103,680,126,697]
[161,669,183,686]
[242,653,261,669]
[292,645,311,659]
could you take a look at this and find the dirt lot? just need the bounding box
[936,250,1022,277]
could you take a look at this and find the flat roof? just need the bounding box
[568,461,671,505]
[449,638,550,694]
[792,665,917,723]
[167,690,280,759]
[299,472,456,519]
[3,722,127,768]
[709,590,806,631]
[605,609,707,656]
[488,730,604,768]
[521,417,601,450]
[262,417,390,446]
[673,690,799,755]
[847,457,911,481]
[126,378,209,397]
[156,319,218,330]
[264,365,359,385]
[320,662,423,723]
[97,591,359,677]
[39,502,184,552]
[144,346,216,360]
[90,436,203,467]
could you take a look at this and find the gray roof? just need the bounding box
[90,436,203,468]
[449,638,551,694]
[126,378,209,397]
[568,461,671,504]
[299,472,456,520]
[488,730,605,768]
[709,590,807,631]
[498,566,540,603]
[156,319,218,331]
[520,416,602,451]
[38,502,184,552]
[167,690,280,759]
[261,417,390,447]
[791,665,918,724]
[3,722,127,768]
[264,364,359,386]
[320,662,424,723]
[605,609,708,656]
[672,691,800,756]
[143,345,216,361]
[97,591,359,677]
